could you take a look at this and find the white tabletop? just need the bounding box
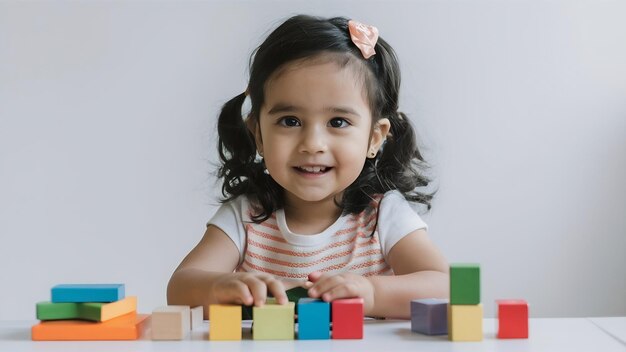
[1,318,625,352]
[588,317,626,345]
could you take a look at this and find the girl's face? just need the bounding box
[254,58,389,206]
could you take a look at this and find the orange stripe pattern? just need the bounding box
[239,197,393,280]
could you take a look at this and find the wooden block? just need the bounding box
[209,304,241,340]
[190,306,204,330]
[51,284,125,303]
[450,264,480,305]
[31,312,148,340]
[448,304,483,341]
[36,297,137,322]
[410,298,448,335]
[36,302,79,320]
[151,305,190,340]
[332,298,363,339]
[297,298,330,340]
[497,299,529,339]
[252,298,295,340]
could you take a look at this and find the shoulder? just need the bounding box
[208,195,254,224]
[376,190,429,257]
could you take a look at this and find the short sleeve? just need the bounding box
[377,190,428,258]
[206,196,248,263]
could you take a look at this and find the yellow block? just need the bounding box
[101,296,137,321]
[209,304,242,340]
[448,304,483,341]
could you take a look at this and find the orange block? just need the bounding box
[31,312,148,340]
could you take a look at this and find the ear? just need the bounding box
[369,118,390,155]
[245,116,264,155]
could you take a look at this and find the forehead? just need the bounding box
[263,54,371,112]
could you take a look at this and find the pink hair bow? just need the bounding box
[348,20,379,59]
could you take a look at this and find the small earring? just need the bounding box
[368,150,376,158]
[255,151,269,175]
[263,159,270,175]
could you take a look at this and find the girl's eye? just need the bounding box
[278,117,301,127]
[328,118,350,128]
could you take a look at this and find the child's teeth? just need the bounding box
[301,166,326,173]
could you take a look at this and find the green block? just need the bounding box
[450,263,480,305]
[36,302,79,320]
[78,302,106,321]
[252,298,295,340]
[36,301,105,321]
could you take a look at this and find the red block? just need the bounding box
[497,299,529,339]
[332,298,363,339]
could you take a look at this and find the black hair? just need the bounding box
[217,14,433,222]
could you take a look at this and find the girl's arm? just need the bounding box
[308,229,448,319]
[167,225,289,318]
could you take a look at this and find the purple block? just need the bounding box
[411,298,448,335]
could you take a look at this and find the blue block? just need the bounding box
[411,298,448,335]
[51,284,125,303]
[297,298,330,340]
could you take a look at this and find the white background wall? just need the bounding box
[1,0,624,320]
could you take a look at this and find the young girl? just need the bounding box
[167,15,448,320]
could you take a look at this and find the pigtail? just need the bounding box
[216,92,282,222]
[377,112,433,209]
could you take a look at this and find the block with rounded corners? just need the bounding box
[332,297,364,339]
[450,264,480,305]
[151,305,191,340]
[209,304,242,340]
[36,296,137,322]
[411,298,448,335]
[252,298,295,340]
[448,303,483,341]
[297,298,330,339]
[497,299,529,338]
[31,312,148,340]
[51,284,125,303]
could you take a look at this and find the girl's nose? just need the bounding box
[299,126,328,154]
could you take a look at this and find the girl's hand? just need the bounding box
[210,272,288,306]
[306,271,375,315]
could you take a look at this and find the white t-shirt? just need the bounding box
[208,190,428,281]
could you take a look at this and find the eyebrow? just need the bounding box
[267,103,361,118]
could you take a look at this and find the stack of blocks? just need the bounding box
[208,297,363,340]
[32,284,148,340]
[151,305,204,340]
[449,263,483,341]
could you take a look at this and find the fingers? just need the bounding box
[214,279,254,306]
[265,278,288,305]
[214,273,288,307]
[308,273,363,302]
[240,275,269,306]
[308,271,323,282]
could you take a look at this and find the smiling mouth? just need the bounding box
[294,166,333,174]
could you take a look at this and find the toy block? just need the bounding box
[51,284,125,303]
[450,264,480,305]
[448,303,483,341]
[410,298,448,335]
[286,286,309,303]
[209,304,241,340]
[80,296,137,322]
[252,298,295,340]
[190,306,204,330]
[36,296,137,322]
[332,297,364,339]
[297,298,330,339]
[31,312,148,340]
[151,305,191,340]
[497,299,529,339]
[36,302,79,320]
